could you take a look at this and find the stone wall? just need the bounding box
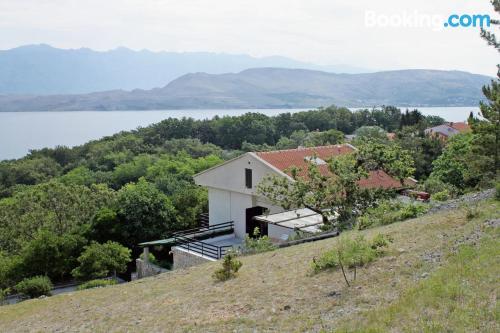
[172,247,214,270]
[136,259,165,279]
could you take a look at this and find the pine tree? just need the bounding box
[478,0,500,175]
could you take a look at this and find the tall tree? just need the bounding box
[478,0,500,176]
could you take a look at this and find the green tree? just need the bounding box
[71,241,131,280]
[478,0,500,176]
[356,139,415,184]
[116,179,177,247]
[0,182,116,253]
[430,134,473,190]
[19,231,85,281]
[258,154,370,226]
[354,126,388,142]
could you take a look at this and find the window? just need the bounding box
[245,168,252,188]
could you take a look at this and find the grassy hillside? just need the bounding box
[0,200,498,332]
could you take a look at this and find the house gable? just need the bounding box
[193,152,289,195]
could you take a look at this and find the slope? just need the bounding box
[0,199,498,332]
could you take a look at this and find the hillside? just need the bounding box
[0,197,497,332]
[0,45,368,95]
[0,68,491,111]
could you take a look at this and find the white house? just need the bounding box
[138,144,405,273]
[193,144,402,241]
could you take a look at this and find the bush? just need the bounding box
[243,228,277,254]
[357,200,428,230]
[15,276,53,299]
[77,279,117,290]
[139,252,159,265]
[465,204,480,221]
[213,251,242,282]
[431,190,450,202]
[370,233,393,253]
[72,241,131,281]
[422,177,459,196]
[0,288,10,304]
[311,234,389,286]
[496,182,500,201]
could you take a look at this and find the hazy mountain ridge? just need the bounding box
[0,44,368,95]
[0,68,490,111]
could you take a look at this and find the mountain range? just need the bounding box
[0,68,491,111]
[0,44,369,95]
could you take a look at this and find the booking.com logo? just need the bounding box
[365,10,491,30]
[443,14,491,28]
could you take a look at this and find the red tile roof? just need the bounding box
[448,122,470,133]
[255,145,402,189]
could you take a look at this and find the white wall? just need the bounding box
[194,153,289,196]
[208,188,230,227]
[208,187,253,239]
[230,191,253,238]
[196,153,292,239]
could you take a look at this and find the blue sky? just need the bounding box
[0,0,497,75]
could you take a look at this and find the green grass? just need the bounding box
[334,229,500,332]
[0,200,498,332]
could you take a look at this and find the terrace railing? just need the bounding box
[172,221,235,259]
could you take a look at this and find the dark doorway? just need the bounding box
[246,206,268,237]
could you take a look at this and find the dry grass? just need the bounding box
[0,200,498,333]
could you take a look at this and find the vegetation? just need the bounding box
[71,242,131,281]
[356,200,428,230]
[0,101,494,293]
[334,234,499,332]
[243,228,277,254]
[311,234,390,286]
[212,251,242,282]
[1,199,496,331]
[76,279,117,291]
[15,276,53,299]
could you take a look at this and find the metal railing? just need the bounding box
[172,221,235,259]
[198,213,209,228]
[172,221,234,238]
[174,234,234,259]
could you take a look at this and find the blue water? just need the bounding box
[0,107,480,160]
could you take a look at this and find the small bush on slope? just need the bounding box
[243,227,277,254]
[213,251,242,282]
[311,234,390,286]
[333,234,499,332]
[15,276,53,299]
[357,200,428,230]
[77,279,117,290]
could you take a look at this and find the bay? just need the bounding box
[0,106,480,160]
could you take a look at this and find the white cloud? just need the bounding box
[0,0,497,75]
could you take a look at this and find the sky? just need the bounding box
[0,0,498,75]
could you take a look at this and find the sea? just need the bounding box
[0,107,480,160]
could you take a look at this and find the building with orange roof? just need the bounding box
[193,144,404,242]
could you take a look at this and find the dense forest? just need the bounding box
[0,104,497,293]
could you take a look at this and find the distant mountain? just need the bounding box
[0,44,369,95]
[0,68,490,111]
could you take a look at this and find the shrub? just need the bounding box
[357,200,428,230]
[77,279,117,290]
[370,233,393,253]
[312,234,389,286]
[15,276,53,299]
[213,251,242,282]
[0,288,10,304]
[422,177,459,196]
[243,228,277,254]
[496,182,500,201]
[72,241,131,281]
[139,252,159,265]
[465,204,480,221]
[431,190,450,202]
